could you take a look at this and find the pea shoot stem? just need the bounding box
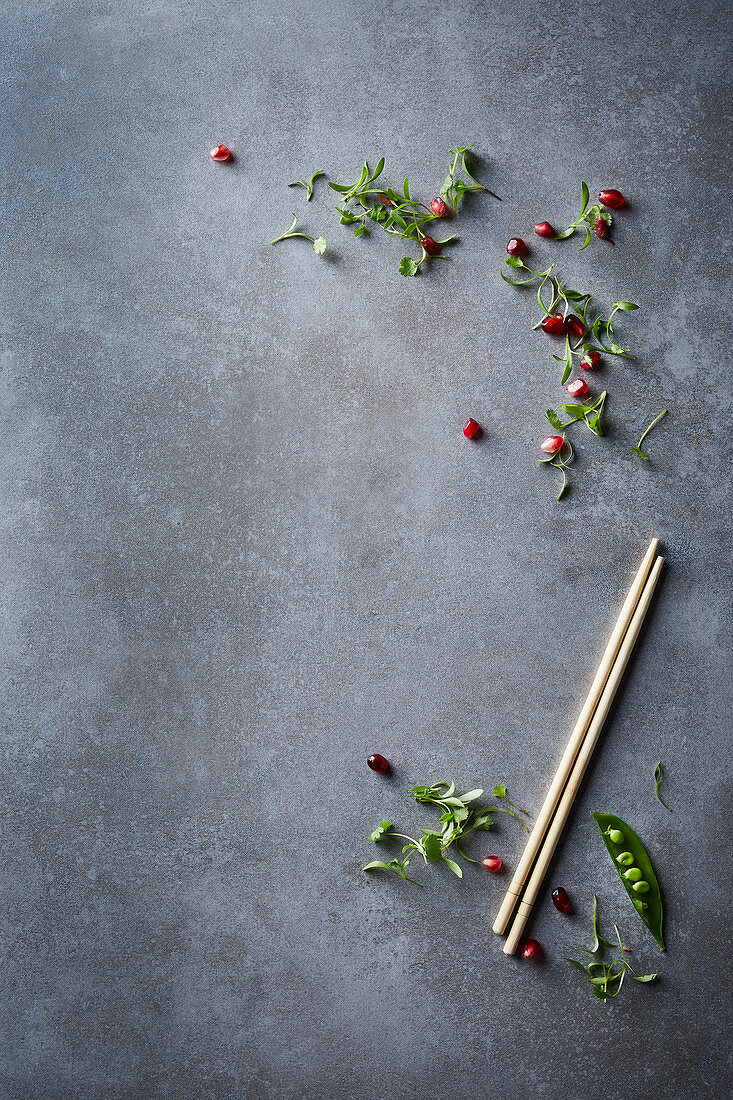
[633,410,668,461]
[271,214,326,254]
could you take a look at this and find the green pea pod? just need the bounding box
[592,812,665,952]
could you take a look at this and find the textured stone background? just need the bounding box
[1,0,731,1097]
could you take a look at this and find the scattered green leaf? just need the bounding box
[633,409,667,461]
[288,169,325,201]
[653,762,673,812]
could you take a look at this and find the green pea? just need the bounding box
[616,852,635,866]
[623,867,642,882]
[632,880,650,894]
[607,828,624,844]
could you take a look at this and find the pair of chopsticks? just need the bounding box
[494,538,664,955]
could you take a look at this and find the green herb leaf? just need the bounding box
[653,762,673,812]
[369,820,393,842]
[441,856,463,877]
[399,257,420,277]
[422,832,443,862]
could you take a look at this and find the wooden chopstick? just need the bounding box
[492,538,660,937]
[503,553,664,955]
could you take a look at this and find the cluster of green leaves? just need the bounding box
[288,169,325,202]
[501,257,638,382]
[270,213,326,254]
[328,146,493,276]
[363,780,530,886]
[555,181,612,250]
[565,896,658,1002]
[653,761,672,812]
[329,157,454,276]
[439,144,498,209]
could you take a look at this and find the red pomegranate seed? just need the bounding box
[534,221,556,239]
[481,856,503,873]
[463,417,482,440]
[541,313,566,336]
[367,754,389,773]
[566,378,589,397]
[581,350,601,370]
[595,217,609,239]
[520,939,543,960]
[551,887,573,913]
[506,237,527,257]
[565,315,586,340]
[599,189,625,209]
[209,144,231,162]
[430,197,447,216]
[421,236,440,256]
[377,193,393,207]
[540,435,564,454]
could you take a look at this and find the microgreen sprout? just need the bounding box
[439,144,500,209]
[288,170,326,201]
[538,435,574,499]
[492,784,531,829]
[653,762,673,812]
[555,181,613,250]
[633,410,668,461]
[546,391,608,437]
[270,214,326,254]
[565,896,658,1002]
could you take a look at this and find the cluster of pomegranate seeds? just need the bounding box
[534,221,556,239]
[430,197,447,216]
[541,313,565,336]
[463,417,482,440]
[367,754,390,773]
[506,237,526,257]
[541,435,564,454]
[481,856,503,873]
[420,236,441,256]
[551,887,573,913]
[209,144,231,162]
[520,939,543,960]
[599,188,626,209]
[580,350,601,370]
[566,378,589,398]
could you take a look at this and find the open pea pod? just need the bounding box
[592,812,665,952]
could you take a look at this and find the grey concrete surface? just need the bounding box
[1,0,731,1097]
